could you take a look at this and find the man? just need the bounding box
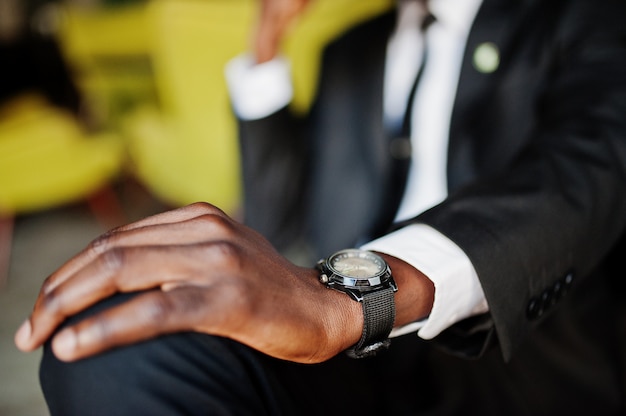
[15,0,626,414]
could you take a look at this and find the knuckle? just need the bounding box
[171,289,208,319]
[40,289,62,315]
[195,214,236,237]
[186,279,254,331]
[207,241,244,270]
[87,230,115,256]
[40,275,55,295]
[97,246,126,274]
[188,201,212,210]
[142,294,174,325]
[187,201,223,216]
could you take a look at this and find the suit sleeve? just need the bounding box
[224,54,312,250]
[414,0,626,361]
[237,107,311,251]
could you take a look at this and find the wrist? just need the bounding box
[376,253,435,327]
[297,267,363,359]
[316,249,398,358]
[324,280,365,352]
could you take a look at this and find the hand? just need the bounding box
[14,202,363,363]
[254,0,311,63]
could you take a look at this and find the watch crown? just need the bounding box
[319,273,329,284]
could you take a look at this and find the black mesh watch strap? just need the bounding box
[346,287,396,359]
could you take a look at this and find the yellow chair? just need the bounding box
[123,0,393,214]
[120,0,252,214]
[55,3,154,130]
[0,93,125,286]
[55,0,392,217]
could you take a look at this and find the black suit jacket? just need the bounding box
[237,0,626,412]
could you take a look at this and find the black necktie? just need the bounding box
[377,5,436,237]
[398,9,435,140]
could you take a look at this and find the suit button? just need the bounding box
[527,297,543,320]
[541,289,555,309]
[552,279,564,301]
[562,271,575,296]
[389,137,412,160]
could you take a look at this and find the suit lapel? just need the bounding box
[451,0,526,134]
[309,10,397,254]
[447,0,529,189]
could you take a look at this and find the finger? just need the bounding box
[49,287,212,362]
[115,202,226,232]
[23,244,198,351]
[254,0,310,63]
[39,205,230,296]
[19,241,238,352]
[57,202,223,281]
[254,10,283,63]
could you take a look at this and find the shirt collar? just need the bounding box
[428,0,484,34]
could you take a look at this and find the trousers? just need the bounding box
[40,291,626,415]
[40,292,434,416]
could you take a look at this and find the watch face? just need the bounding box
[328,250,386,279]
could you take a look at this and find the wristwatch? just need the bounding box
[317,249,398,358]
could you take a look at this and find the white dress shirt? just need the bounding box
[225,0,488,340]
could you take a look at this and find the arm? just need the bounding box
[226,0,313,249]
[14,202,433,363]
[237,106,311,250]
[253,0,310,64]
[415,0,626,360]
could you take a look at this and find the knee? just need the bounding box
[38,292,164,415]
[38,292,281,415]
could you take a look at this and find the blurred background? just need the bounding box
[0,0,393,414]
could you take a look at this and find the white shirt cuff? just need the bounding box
[361,223,489,339]
[224,53,293,120]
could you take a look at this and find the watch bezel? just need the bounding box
[318,249,397,300]
[317,249,398,358]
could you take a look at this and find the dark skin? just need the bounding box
[15,0,436,364]
[15,203,434,363]
[253,0,311,63]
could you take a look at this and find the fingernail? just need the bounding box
[53,329,77,358]
[14,319,32,348]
